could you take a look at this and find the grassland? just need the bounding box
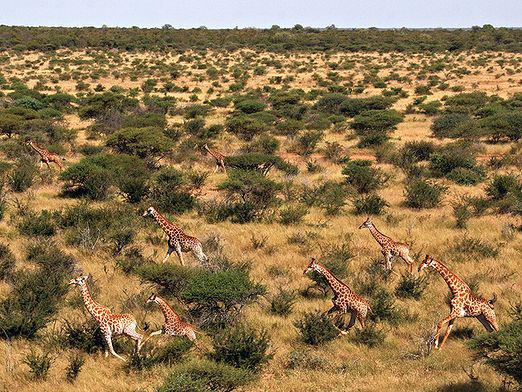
[0,48,520,392]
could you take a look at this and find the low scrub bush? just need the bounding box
[353,194,388,215]
[270,289,297,317]
[157,359,254,392]
[210,323,272,371]
[65,353,85,383]
[342,160,387,194]
[279,204,308,225]
[24,350,53,380]
[0,243,15,281]
[294,311,339,345]
[126,337,193,371]
[18,209,56,237]
[395,274,428,300]
[404,180,446,209]
[352,323,386,347]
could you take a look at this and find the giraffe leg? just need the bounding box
[45,161,51,171]
[105,334,126,361]
[193,245,208,264]
[162,246,174,263]
[175,246,185,266]
[383,250,392,271]
[439,319,456,350]
[347,310,357,330]
[433,315,456,349]
[357,314,366,329]
[124,322,143,352]
[476,314,494,332]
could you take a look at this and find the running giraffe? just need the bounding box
[359,218,415,274]
[203,143,226,173]
[27,140,65,171]
[68,275,143,361]
[304,258,371,334]
[146,293,197,341]
[142,206,208,265]
[419,255,499,350]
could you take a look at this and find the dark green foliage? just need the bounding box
[352,323,386,347]
[61,319,106,353]
[342,160,387,194]
[269,289,296,317]
[404,180,446,209]
[446,167,485,185]
[210,323,272,371]
[149,167,196,213]
[395,274,428,300]
[24,350,53,380]
[224,153,297,175]
[0,243,16,281]
[431,113,470,138]
[301,180,349,216]
[126,337,193,371]
[294,311,339,345]
[106,126,173,159]
[353,194,388,215]
[157,359,254,392]
[469,319,522,384]
[486,174,520,200]
[226,113,271,140]
[368,287,404,325]
[449,236,499,259]
[18,210,56,237]
[351,109,403,132]
[243,135,280,155]
[279,204,308,225]
[294,130,323,155]
[9,158,37,192]
[65,353,85,383]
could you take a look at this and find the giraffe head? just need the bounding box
[418,254,436,273]
[142,206,156,218]
[68,275,89,286]
[146,293,158,304]
[303,257,319,275]
[358,217,373,229]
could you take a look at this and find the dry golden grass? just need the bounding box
[0,49,520,392]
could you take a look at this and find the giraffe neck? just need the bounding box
[79,283,107,320]
[155,297,181,322]
[205,145,220,159]
[315,264,349,295]
[30,142,47,157]
[430,259,470,296]
[151,210,181,237]
[368,224,390,246]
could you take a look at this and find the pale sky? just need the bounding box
[1,0,521,28]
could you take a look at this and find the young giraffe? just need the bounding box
[146,293,197,341]
[27,140,65,171]
[68,275,143,361]
[304,258,371,334]
[419,255,499,350]
[359,218,415,274]
[142,206,208,265]
[203,143,226,173]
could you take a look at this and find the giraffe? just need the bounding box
[203,143,226,173]
[304,258,371,334]
[142,206,208,265]
[145,293,197,341]
[418,255,499,350]
[359,218,415,274]
[68,275,143,361]
[27,140,65,171]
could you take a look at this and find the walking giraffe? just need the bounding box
[203,143,226,173]
[359,218,415,274]
[27,140,65,171]
[418,255,499,350]
[142,206,208,265]
[304,258,371,334]
[68,275,143,361]
[146,293,197,341]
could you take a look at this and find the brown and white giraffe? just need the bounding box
[304,258,371,334]
[146,293,197,341]
[68,275,143,361]
[359,218,415,274]
[27,140,65,171]
[203,143,226,173]
[142,206,208,265]
[418,255,499,350]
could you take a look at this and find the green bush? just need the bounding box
[126,337,193,371]
[404,180,446,209]
[469,320,522,385]
[294,130,323,155]
[294,311,339,345]
[106,126,173,159]
[431,113,470,138]
[279,204,308,225]
[353,194,388,215]
[61,319,106,353]
[351,109,403,133]
[486,174,520,200]
[225,153,297,175]
[352,323,386,347]
[269,289,296,317]
[342,160,387,194]
[210,323,272,371]
[157,359,254,392]
[446,167,485,185]
[395,274,428,300]
[9,158,37,192]
[18,210,56,237]
[65,353,85,383]
[0,243,16,281]
[368,287,405,325]
[149,167,196,213]
[24,350,53,380]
